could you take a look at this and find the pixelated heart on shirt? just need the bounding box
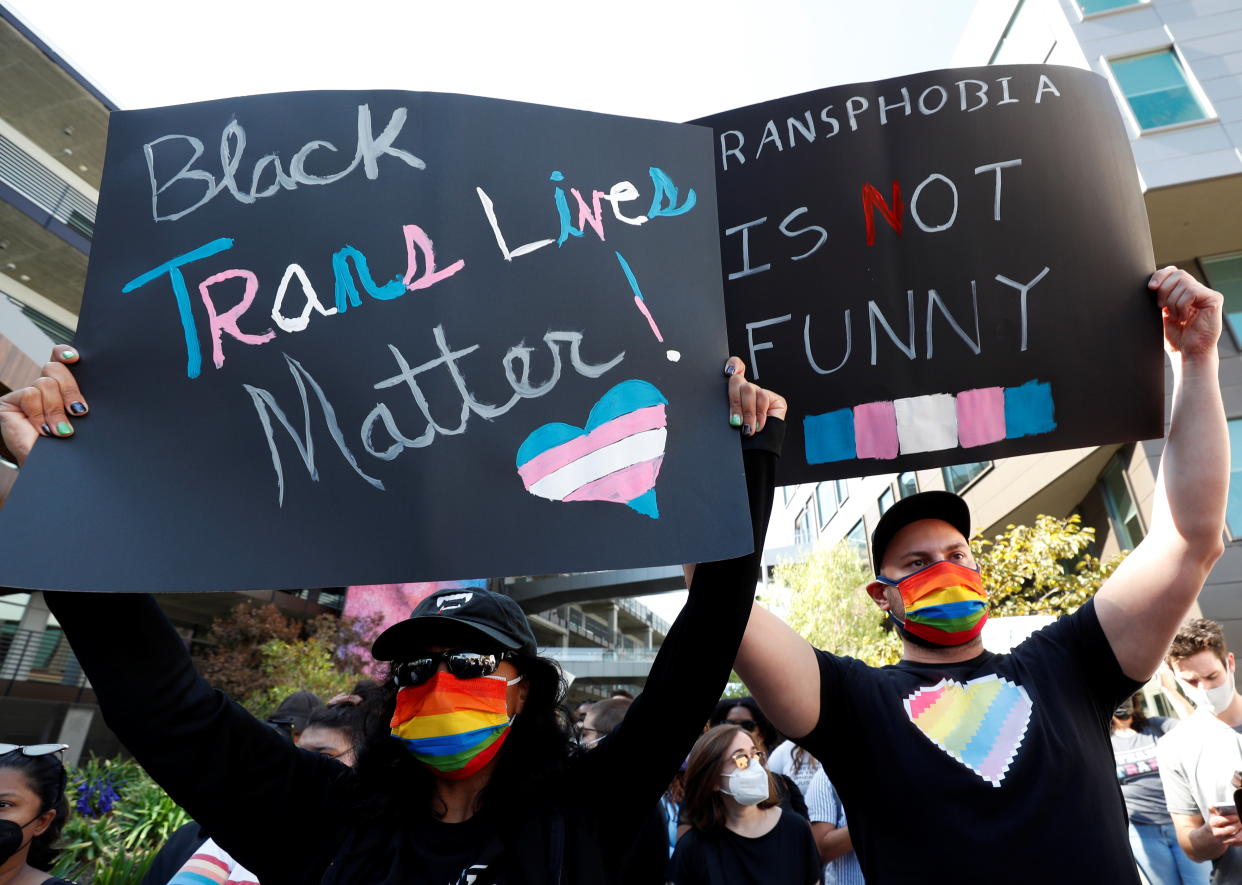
[903,674,1033,787]
[516,380,668,519]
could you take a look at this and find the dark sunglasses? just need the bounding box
[392,651,515,687]
[0,743,69,758]
[731,719,758,733]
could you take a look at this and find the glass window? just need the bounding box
[846,520,868,562]
[815,482,837,528]
[1099,454,1145,549]
[1203,255,1242,348]
[1078,0,1142,14]
[781,485,794,507]
[878,488,895,516]
[942,462,991,494]
[794,510,813,546]
[898,472,918,499]
[1228,420,1242,537]
[835,479,849,504]
[1110,50,1209,130]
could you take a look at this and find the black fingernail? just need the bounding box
[40,424,51,437]
[743,424,752,436]
[724,363,736,375]
[69,402,87,415]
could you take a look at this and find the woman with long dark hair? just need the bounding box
[0,350,785,885]
[670,725,820,885]
[0,744,73,885]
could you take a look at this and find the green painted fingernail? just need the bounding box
[56,422,73,436]
[729,414,742,427]
[61,349,77,360]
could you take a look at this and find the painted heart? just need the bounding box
[516,380,668,518]
[903,674,1032,787]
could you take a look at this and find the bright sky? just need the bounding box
[7,0,979,120]
[6,0,981,625]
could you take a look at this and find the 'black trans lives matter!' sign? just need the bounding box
[0,92,751,592]
[695,65,1161,485]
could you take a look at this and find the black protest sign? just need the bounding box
[693,65,1161,485]
[0,91,750,592]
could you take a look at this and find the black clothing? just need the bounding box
[46,422,783,885]
[139,822,208,885]
[668,809,820,885]
[774,773,808,820]
[801,601,1140,884]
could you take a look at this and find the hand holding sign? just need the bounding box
[1150,265,1224,359]
[0,346,84,466]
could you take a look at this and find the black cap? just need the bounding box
[371,588,538,661]
[871,491,972,576]
[268,690,323,732]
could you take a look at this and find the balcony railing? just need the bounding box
[0,627,89,697]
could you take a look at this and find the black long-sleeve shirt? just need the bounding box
[47,420,782,885]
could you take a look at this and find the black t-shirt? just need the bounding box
[668,808,820,885]
[800,600,1140,885]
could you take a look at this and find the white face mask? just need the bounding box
[721,761,769,806]
[1205,671,1237,715]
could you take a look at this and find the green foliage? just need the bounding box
[773,514,1128,664]
[774,541,901,666]
[973,514,1126,617]
[52,756,189,884]
[193,602,379,719]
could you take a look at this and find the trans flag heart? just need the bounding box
[516,380,668,519]
[903,674,1033,787]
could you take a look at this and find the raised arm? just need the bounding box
[1095,267,1227,681]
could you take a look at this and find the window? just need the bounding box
[846,520,868,562]
[1203,255,1242,348]
[878,488,895,516]
[1228,420,1242,537]
[1099,455,1145,549]
[835,479,849,504]
[942,462,990,494]
[898,472,918,499]
[1110,50,1209,130]
[1078,0,1143,14]
[815,482,838,528]
[794,509,813,546]
[781,485,795,507]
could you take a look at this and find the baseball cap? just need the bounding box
[870,491,972,576]
[371,588,538,661]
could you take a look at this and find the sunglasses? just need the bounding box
[0,743,69,758]
[391,651,515,687]
[728,749,767,771]
[730,719,758,733]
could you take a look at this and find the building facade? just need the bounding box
[769,0,1242,650]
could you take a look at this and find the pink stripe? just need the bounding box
[190,854,232,874]
[563,457,663,503]
[634,296,664,342]
[956,387,1006,448]
[854,400,898,459]
[518,405,666,484]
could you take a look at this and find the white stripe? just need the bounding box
[528,429,666,500]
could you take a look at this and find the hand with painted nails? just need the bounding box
[0,345,86,467]
[724,356,787,437]
[1149,266,1223,359]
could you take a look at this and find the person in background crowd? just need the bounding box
[731,268,1227,883]
[611,690,636,701]
[804,768,863,885]
[298,682,387,767]
[1111,691,1208,885]
[574,701,593,725]
[0,743,73,885]
[669,724,820,885]
[263,690,321,743]
[1159,618,1242,881]
[0,352,786,885]
[579,698,630,749]
[767,742,820,801]
[710,697,807,819]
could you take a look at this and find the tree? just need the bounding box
[973,513,1125,617]
[774,542,901,666]
[194,602,380,718]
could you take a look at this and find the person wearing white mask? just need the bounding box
[669,724,820,885]
[1158,618,1242,882]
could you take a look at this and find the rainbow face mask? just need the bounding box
[389,671,519,780]
[876,560,988,646]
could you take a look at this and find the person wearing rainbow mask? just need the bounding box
[732,266,1230,884]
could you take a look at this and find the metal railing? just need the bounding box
[538,646,659,663]
[0,627,89,697]
[0,133,96,237]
